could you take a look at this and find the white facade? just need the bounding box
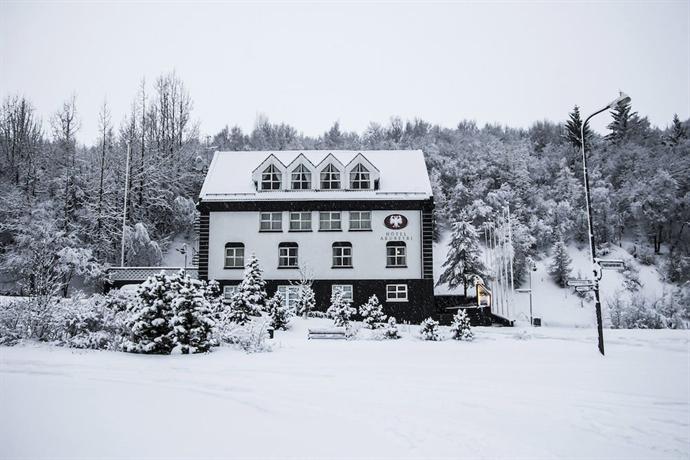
[207,209,422,281]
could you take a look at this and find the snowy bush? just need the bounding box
[359,294,386,329]
[267,292,291,331]
[123,223,163,267]
[122,272,175,354]
[58,294,126,350]
[327,287,356,327]
[218,319,272,353]
[636,245,655,266]
[449,309,473,341]
[607,288,690,329]
[307,311,327,319]
[419,317,440,341]
[383,317,400,339]
[169,274,215,354]
[0,297,62,344]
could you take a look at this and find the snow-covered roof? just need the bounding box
[199,150,432,202]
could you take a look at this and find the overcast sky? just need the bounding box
[1,1,688,145]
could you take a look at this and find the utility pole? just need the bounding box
[120,142,131,267]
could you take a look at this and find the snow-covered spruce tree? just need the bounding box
[327,287,356,327]
[235,254,268,315]
[169,271,215,354]
[359,294,386,329]
[383,317,400,339]
[295,285,316,318]
[548,240,573,288]
[563,105,592,152]
[267,292,291,331]
[438,219,487,297]
[123,272,175,354]
[419,317,440,341]
[449,309,473,341]
[227,291,252,325]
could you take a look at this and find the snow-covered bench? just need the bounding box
[307,327,346,340]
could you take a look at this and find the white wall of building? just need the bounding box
[207,209,422,281]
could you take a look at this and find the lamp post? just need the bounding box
[581,91,631,356]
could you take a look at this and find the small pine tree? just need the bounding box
[359,294,387,329]
[666,113,687,147]
[227,291,252,325]
[549,240,573,288]
[449,309,473,341]
[295,285,316,318]
[235,254,268,316]
[169,272,215,354]
[326,288,356,327]
[123,272,174,354]
[267,292,291,331]
[383,317,400,339]
[563,105,592,152]
[419,317,440,341]
[438,219,487,297]
[204,279,223,320]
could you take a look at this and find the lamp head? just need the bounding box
[608,91,631,109]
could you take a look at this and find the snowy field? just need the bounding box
[1,319,688,459]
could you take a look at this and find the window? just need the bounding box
[332,284,353,302]
[277,285,300,313]
[386,241,407,267]
[261,164,281,190]
[350,164,370,189]
[278,242,298,268]
[289,212,312,231]
[291,164,312,190]
[386,284,408,302]
[260,212,282,231]
[224,243,245,268]
[320,164,340,189]
[223,285,239,300]
[332,242,353,268]
[319,211,341,231]
[349,211,372,231]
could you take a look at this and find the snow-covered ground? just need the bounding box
[1,318,688,459]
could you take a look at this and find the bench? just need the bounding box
[307,327,347,340]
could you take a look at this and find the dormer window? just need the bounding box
[291,164,312,190]
[320,164,341,190]
[261,165,281,190]
[350,164,370,189]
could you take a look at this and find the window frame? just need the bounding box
[350,163,371,190]
[223,285,239,300]
[349,211,372,231]
[289,211,312,232]
[291,164,312,190]
[278,242,299,268]
[320,164,341,190]
[319,211,342,232]
[386,241,407,268]
[386,284,408,302]
[277,285,300,313]
[261,164,282,190]
[331,284,353,302]
[332,242,353,268]
[259,212,282,232]
[224,243,245,269]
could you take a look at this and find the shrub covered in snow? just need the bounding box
[169,274,215,354]
[0,297,60,344]
[58,294,127,350]
[383,317,400,339]
[326,287,356,327]
[419,317,440,341]
[295,285,316,318]
[122,272,175,354]
[607,287,690,329]
[236,254,268,315]
[267,292,291,331]
[359,294,386,329]
[217,319,273,353]
[449,309,473,341]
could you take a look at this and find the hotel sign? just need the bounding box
[384,214,408,230]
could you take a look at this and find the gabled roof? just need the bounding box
[199,150,432,202]
[251,153,286,174]
[315,153,345,172]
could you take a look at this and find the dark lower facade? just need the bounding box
[217,278,435,324]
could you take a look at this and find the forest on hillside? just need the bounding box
[1,71,688,297]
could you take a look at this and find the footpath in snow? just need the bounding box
[1,319,688,459]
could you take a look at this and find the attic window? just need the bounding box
[320,164,340,189]
[350,164,370,190]
[261,165,281,190]
[291,164,312,190]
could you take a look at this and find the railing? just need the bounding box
[107,267,199,282]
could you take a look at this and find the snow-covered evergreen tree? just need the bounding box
[295,285,316,318]
[359,294,386,329]
[438,219,487,297]
[449,309,473,341]
[234,254,268,316]
[326,287,356,327]
[169,271,215,354]
[123,272,174,354]
[267,292,291,331]
[419,317,440,341]
[227,291,253,325]
[383,317,400,339]
[548,240,573,288]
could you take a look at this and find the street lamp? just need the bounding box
[581,91,630,356]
